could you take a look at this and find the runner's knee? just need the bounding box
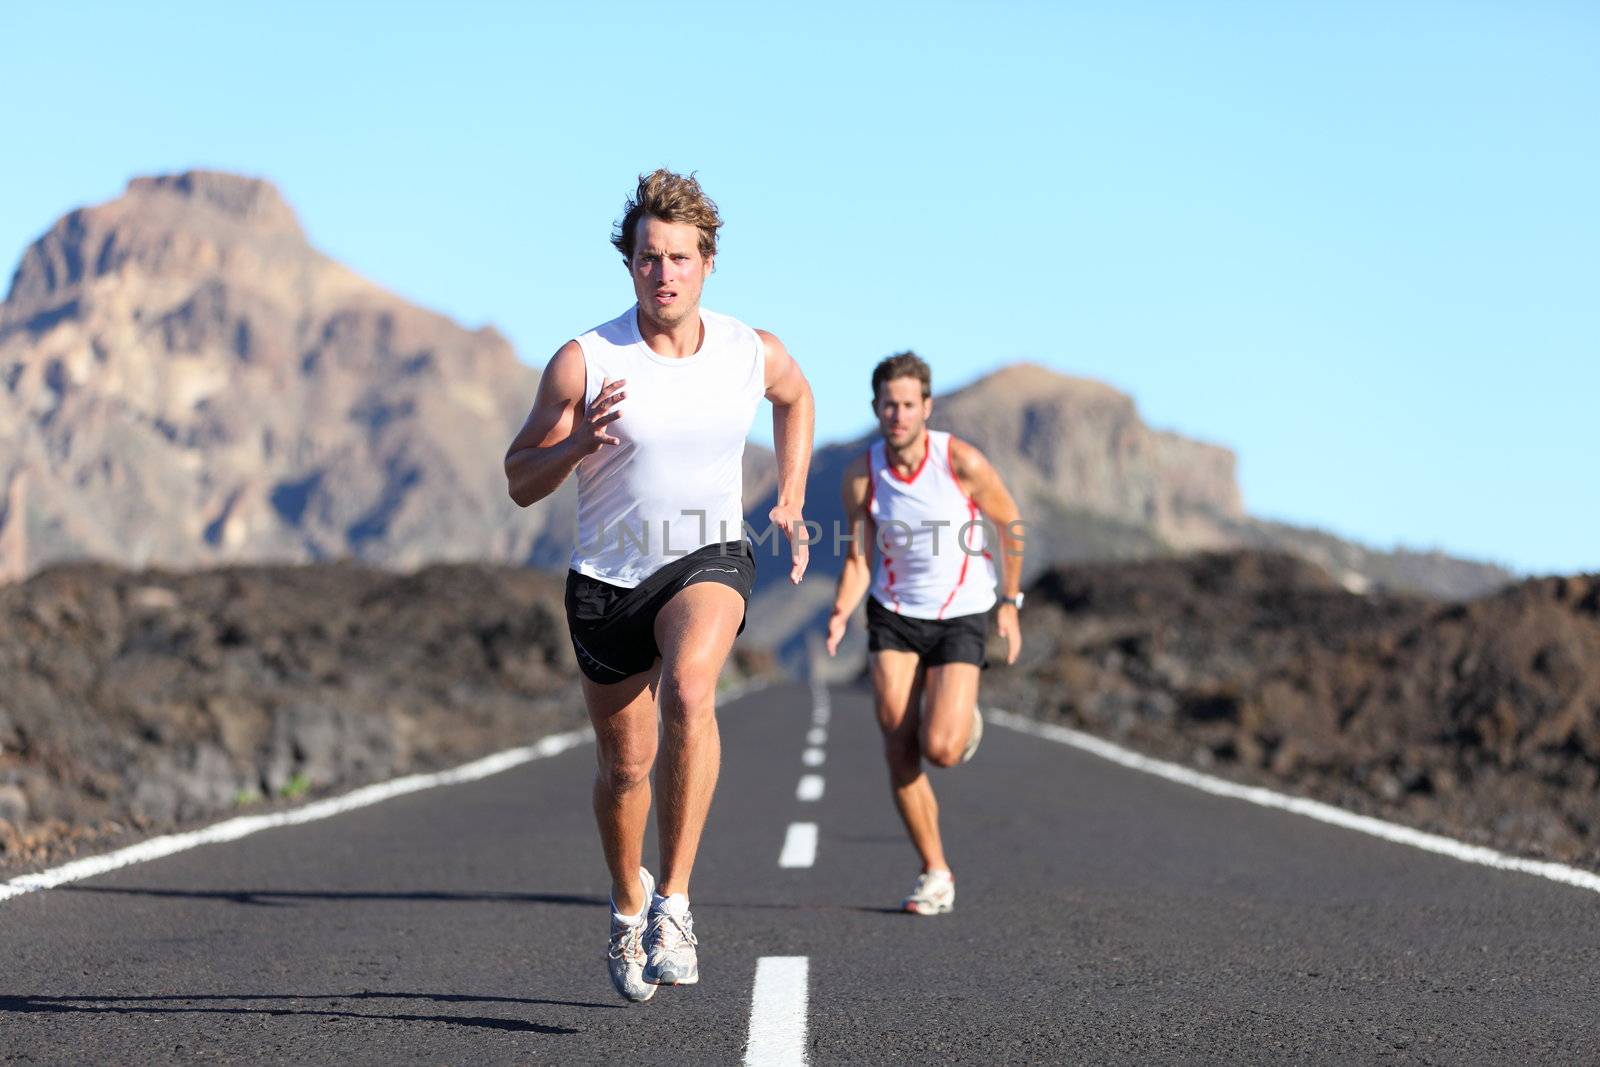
[874,695,917,735]
[923,735,963,768]
[597,739,656,791]
[660,663,719,726]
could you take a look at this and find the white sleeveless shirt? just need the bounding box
[868,430,998,620]
[569,305,765,588]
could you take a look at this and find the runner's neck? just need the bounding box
[884,430,930,478]
[635,305,706,358]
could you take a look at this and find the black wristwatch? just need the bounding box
[1000,593,1024,610]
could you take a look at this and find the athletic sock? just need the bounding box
[612,873,649,925]
[653,891,690,917]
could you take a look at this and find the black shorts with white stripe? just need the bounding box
[865,595,989,668]
[564,540,755,684]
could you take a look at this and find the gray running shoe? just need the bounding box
[959,705,984,764]
[607,867,657,1003]
[903,868,955,915]
[643,894,699,985]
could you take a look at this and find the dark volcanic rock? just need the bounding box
[0,561,578,866]
[988,553,1600,868]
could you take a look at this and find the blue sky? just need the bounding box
[1,2,1594,574]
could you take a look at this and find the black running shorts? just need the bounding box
[564,540,756,684]
[865,595,989,668]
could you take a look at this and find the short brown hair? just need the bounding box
[611,169,723,262]
[871,351,932,400]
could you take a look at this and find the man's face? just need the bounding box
[874,376,932,449]
[629,216,713,330]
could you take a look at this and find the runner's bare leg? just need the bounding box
[653,582,744,896]
[920,662,982,767]
[584,665,664,916]
[872,650,948,872]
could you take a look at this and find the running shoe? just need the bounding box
[959,705,984,763]
[643,893,699,985]
[607,867,657,1003]
[903,868,956,915]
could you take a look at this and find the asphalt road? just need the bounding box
[3,681,1599,1065]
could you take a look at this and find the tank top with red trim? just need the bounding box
[866,430,998,620]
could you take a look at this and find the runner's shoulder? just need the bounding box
[755,328,809,398]
[946,434,988,478]
[540,340,587,400]
[753,327,789,356]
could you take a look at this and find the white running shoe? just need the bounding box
[643,893,699,985]
[960,705,984,764]
[607,867,657,1003]
[903,868,956,915]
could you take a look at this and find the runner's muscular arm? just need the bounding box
[825,453,875,656]
[503,341,625,507]
[950,436,1025,664]
[759,329,814,584]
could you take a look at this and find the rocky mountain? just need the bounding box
[0,171,560,581]
[923,365,1512,598]
[931,363,1244,549]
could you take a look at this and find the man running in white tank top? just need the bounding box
[825,352,1024,915]
[504,171,814,1001]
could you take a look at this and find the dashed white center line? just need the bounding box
[805,727,827,746]
[745,955,809,1065]
[796,774,825,802]
[801,747,825,767]
[778,822,818,868]
[811,704,830,728]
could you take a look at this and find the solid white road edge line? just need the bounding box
[0,728,594,906]
[745,955,809,1066]
[796,774,825,802]
[779,822,819,868]
[988,708,1600,896]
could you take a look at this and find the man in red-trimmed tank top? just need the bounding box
[825,351,1025,914]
